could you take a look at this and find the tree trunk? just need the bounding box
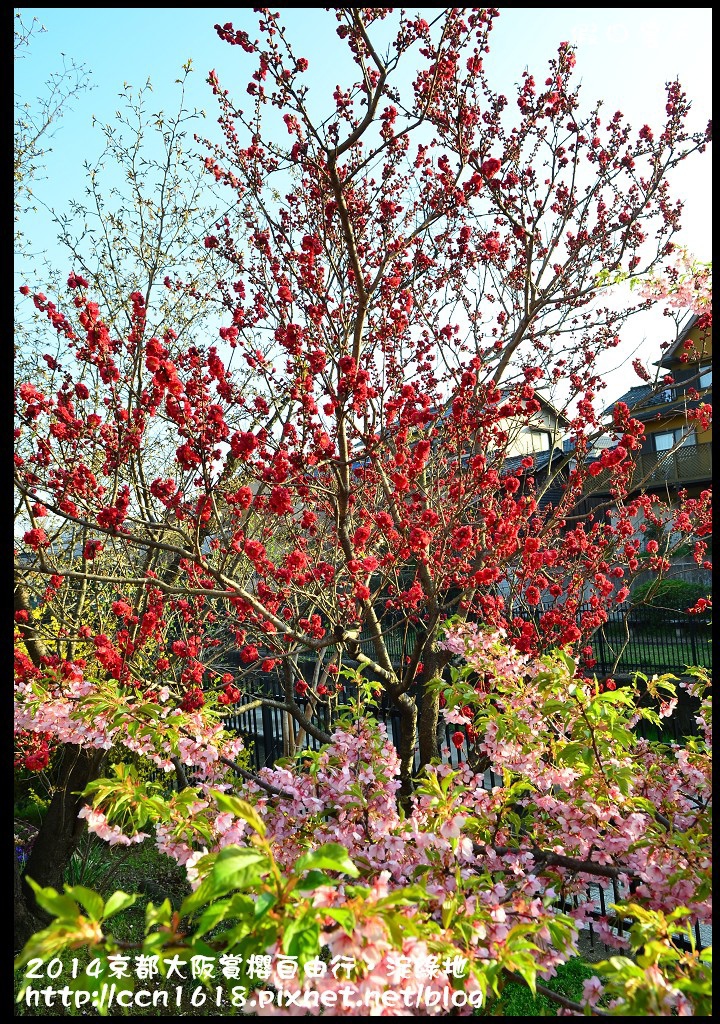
[14,744,105,953]
[417,648,452,769]
[393,692,418,809]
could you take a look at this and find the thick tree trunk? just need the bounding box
[393,693,418,809]
[417,648,452,769]
[14,744,105,953]
[418,682,441,767]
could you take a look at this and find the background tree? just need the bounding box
[14,10,90,254]
[13,54,266,945]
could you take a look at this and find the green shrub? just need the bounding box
[63,834,111,889]
[631,579,709,625]
[14,788,49,828]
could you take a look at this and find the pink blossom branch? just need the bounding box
[475,841,628,881]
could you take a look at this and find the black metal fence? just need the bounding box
[222,604,710,773]
[222,680,493,776]
[351,603,712,679]
[575,602,711,677]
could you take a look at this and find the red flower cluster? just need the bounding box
[180,688,205,712]
[14,730,54,772]
[218,682,242,706]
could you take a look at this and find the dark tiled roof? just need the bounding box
[537,481,565,511]
[502,449,554,474]
[602,384,681,419]
[607,384,653,409]
[501,449,565,512]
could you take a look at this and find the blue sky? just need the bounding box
[15,7,712,391]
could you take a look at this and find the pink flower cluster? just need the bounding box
[77,805,149,847]
[637,247,712,315]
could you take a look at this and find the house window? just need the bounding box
[659,387,674,402]
[653,431,675,452]
[698,365,712,389]
[653,428,696,452]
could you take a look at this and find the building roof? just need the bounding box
[430,388,570,429]
[601,384,674,418]
[654,313,701,369]
[501,449,555,475]
[600,311,711,421]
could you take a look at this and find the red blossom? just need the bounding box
[180,688,205,712]
[67,272,90,289]
[218,683,241,706]
[23,528,49,549]
[481,157,501,177]
[268,487,293,515]
[82,540,104,565]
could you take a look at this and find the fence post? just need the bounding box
[261,702,278,767]
[688,615,699,667]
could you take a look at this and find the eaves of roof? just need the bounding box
[653,313,702,369]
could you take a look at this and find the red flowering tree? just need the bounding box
[15,7,712,953]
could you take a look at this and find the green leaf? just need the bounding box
[609,725,635,748]
[15,924,73,969]
[213,792,267,837]
[103,891,137,919]
[254,891,276,918]
[181,846,269,915]
[145,898,172,931]
[594,689,634,705]
[554,649,577,675]
[295,869,335,890]
[507,953,537,996]
[26,878,80,920]
[441,897,457,929]
[541,699,570,714]
[282,914,320,958]
[295,843,359,878]
[194,899,231,937]
[141,931,169,954]
[138,703,162,719]
[212,845,269,887]
[373,885,429,908]
[226,892,258,918]
[556,742,586,766]
[323,907,356,933]
[66,885,104,921]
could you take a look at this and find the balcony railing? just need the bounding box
[590,441,712,493]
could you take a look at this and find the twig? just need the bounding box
[217,755,295,800]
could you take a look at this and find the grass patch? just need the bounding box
[479,957,599,1016]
